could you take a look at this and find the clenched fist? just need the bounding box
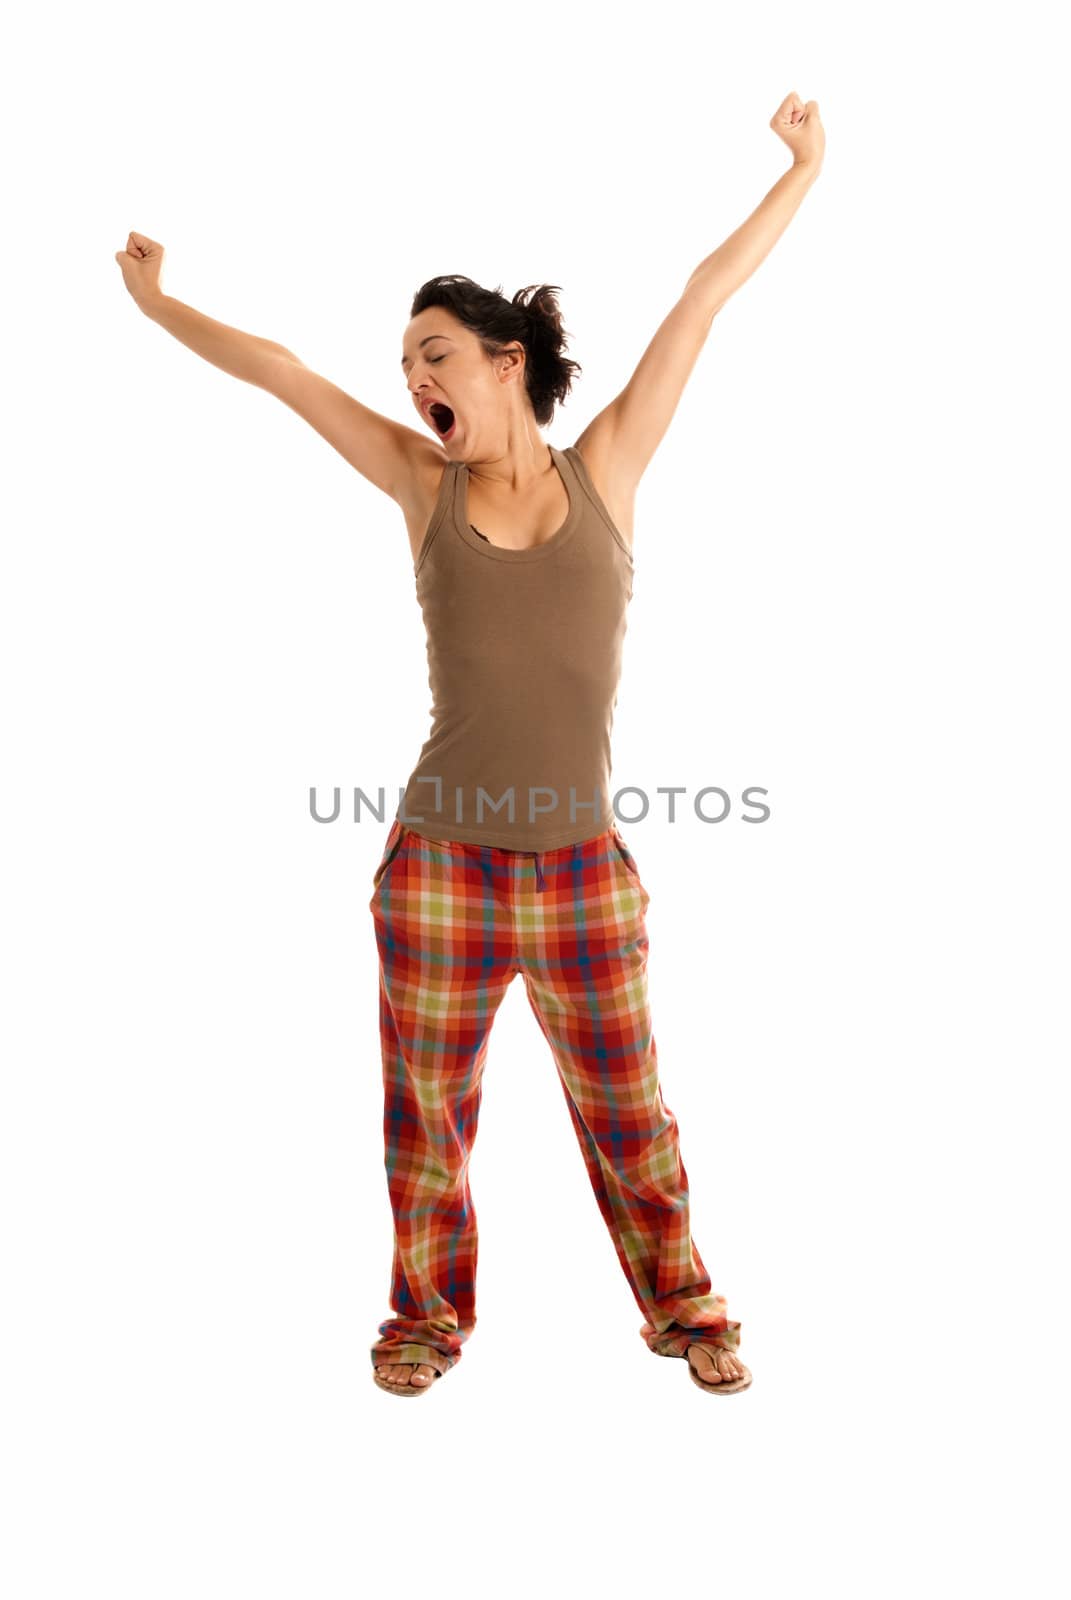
[770,92,825,171]
[114,231,166,307]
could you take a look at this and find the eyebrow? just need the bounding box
[400,334,452,371]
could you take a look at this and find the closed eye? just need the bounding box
[408,354,446,386]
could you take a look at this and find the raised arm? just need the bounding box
[575,92,825,502]
[114,231,427,503]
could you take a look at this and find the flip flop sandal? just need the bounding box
[687,1355,753,1395]
[373,1367,440,1397]
[372,1351,446,1398]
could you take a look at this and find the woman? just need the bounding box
[116,91,824,1399]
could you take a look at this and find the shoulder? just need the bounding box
[394,436,453,515]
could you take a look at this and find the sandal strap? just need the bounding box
[371,1342,451,1376]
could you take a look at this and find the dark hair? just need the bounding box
[408,274,582,428]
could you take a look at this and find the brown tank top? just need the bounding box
[397,443,634,850]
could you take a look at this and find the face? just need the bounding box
[400,308,526,457]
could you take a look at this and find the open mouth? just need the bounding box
[427,402,456,440]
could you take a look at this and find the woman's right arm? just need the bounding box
[116,231,430,503]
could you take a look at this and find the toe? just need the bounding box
[688,1347,723,1382]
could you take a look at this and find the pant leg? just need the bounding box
[519,825,742,1360]
[367,823,516,1373]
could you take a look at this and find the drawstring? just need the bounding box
[528,851,546,892]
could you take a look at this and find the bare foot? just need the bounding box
[687,1345,748,1387]
[375,1360,440,1390]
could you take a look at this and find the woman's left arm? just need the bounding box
[575,93,824,498]
[685,92,825,315]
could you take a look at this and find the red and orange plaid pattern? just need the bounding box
[367,818,742,1376]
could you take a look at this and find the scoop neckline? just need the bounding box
[452,444,581,562]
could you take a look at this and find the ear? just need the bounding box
[495,341,527,384]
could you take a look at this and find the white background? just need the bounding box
[2,1,1066,1595]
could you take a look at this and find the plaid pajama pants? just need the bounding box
[367,818,741,1377]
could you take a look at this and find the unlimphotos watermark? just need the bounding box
[308,781,771,826]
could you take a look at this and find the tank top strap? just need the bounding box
[561,444,633,562]
[414,459,463,576]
